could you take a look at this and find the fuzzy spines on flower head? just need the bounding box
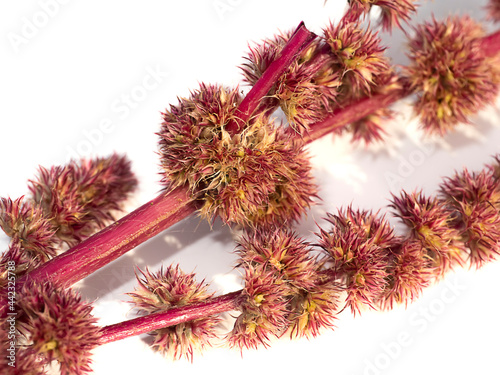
[158,83,317,228]
[348,0,418,31]
[28,153,137,246]
[0,197,57,265]
[405,15,499,135]
[16,281,100,375]
[127,265,219,361]
[323,17,393,101]
[440,167,500,267]
[390,190,466,275]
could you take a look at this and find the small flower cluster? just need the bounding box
[0,154,137,281]
[158,84,317,228]
[241,14,396,142]
[228,229,339,349]
[347,0,418,31]
[127,265,220,361]
[404,15,500,134]
[14,281,101,375]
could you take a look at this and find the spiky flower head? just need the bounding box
[405,15,499,135]
[379,240,434,310]
[0,197,57,265]
[16,281,100,375]
[390,191,466,275]
[349,107,392,144]
[28,154,137,246]
[241,33,340,133]
[324,17,393,101]
[127,265,219,361]
[158,83,317,228]
[0,325,45,375]
[227,265,289,350]
[317,208,395,315]
[288,277,339,338]
[347,0,417,31]
[0,242,39,292]
[486,0,500,22]
[236,228,318,292]
[440,168,500,267]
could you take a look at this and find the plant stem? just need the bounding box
[20,186,199,288]
[98,290,244,344]
[480,29,500,58]
[302,80,411,144]
[225,21,317,134]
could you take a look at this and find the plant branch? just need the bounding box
[226,21,317,134]
[98,290,244,345]
[20,186,199,288]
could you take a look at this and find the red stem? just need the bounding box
[303,80,411,144]
[98,290,243,344]
[225,21,317,134]
[480,29,500,58]
[20,186,198,288]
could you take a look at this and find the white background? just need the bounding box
[1,1,500,374]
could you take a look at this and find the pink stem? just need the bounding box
[302,81,411,144]
[226,21,317,134]
[480,29,500,58]
[98,290,243,344]
[20,186,198,288]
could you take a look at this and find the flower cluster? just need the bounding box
[28,153,138,246]
[347,0,418,31]
[127,265,220,361]
[241,15,396,144]
[390,191,465,276]
[440,167,500,267]
[229,229,339,349]
[0,154,137,284]
[158,84,317,228]
[16,281,100,375]
[317,208,397,314]
[405,15,500,134]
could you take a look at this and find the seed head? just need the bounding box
[440,168,500,267]
[405,15,499,135]
[241,33,340,133]
[16,281,100,375]
[379,240,434,310]
[288,277,339,338]
[324,17,392,101]
[127,265,219,361]
[236,228,318,292]
[348,0,417,32]
[390,191,466,275]
[349,107,392,144]
[0,197,57,265]
[317,209,395,315]
[227,265,289,350]
[28,154,137,246]
[158,83,317,228]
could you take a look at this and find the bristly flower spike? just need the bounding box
[390,190,466,276]
[16,281,100,375]
[347,0,418,32]
[317,208,396,315]
[0,197,57,265]
[227,264,290,351]
[158,83,317,228]
[28,153,138,246]
[127,265,220,361]
[323,16,393,101]
[440,167,500,268]
[404,15,500,135]
[379,240,434,310]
